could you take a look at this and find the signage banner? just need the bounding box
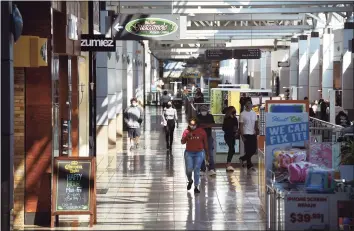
[215,131,239,153]
[205,49,261,60]
[285,194,329,230]
[278,61,290,67]
[265,112,309,179]
[81,34,116,52]
[112,14,180,40]
[228,91,240,115]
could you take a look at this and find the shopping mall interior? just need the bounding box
[1,1,354,230]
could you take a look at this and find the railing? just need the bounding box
[309,117,344,142]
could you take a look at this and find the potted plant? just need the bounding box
[339,140,354,181]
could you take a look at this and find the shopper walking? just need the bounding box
[194,88,204,103]
[197,105,216,176]
[182,118,209,193]
[161,90,171,108]
[239,99,259,171]
[161,101,178,150]
[124,97,143,150]
[222,106,239,172]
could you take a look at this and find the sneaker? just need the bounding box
[208,169,217,176]
[135,143,139,149]
[187,180,194,190]
[130,145,134,150]
[239,157,246,167]
[200,171,206,176]
[226,165,235,172]
[248,167,257,173]
[194,186,200,194]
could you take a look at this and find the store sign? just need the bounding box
[285,194,329,230]
[265,114,309,145]
[112,14,181,40]
[278,61,290,67]
[215,131,239,153]
[125,18,178,38]
[80,34,116,52]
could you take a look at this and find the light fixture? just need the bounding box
[90,82,95,91]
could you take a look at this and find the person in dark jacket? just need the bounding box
[197,105,216,176]
[222,106,239,172]
[194,88,204,103]
[336,111,351,127]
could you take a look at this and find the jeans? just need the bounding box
[201,136,215,171]
[164,120,175,147]
[184,150,205,186]
[224,134,236,163]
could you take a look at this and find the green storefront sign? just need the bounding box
[125,18,178,37]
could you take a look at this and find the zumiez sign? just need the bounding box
[125,18,178,37]
[80,34,116,52]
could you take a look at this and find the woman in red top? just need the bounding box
[181,118,209,193]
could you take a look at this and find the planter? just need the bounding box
[340,165,354,181]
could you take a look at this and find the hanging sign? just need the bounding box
[278,61,290,67]
[205,49,261,60]
[111,14,180,40]
[80,34,116,52]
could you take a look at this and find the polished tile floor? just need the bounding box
[27,106,266,230]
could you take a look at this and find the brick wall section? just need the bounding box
[13,68,25,228]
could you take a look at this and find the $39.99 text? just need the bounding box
[290,213,324,223]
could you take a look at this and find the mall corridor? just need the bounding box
[84,107,265,230]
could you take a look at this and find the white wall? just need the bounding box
[333,29,343,62]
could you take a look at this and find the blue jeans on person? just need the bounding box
[184,150,205,186]
[201,136,215,171]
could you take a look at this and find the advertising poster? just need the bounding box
[309,142,340,169]
[265,112,309,179]
[210,90,223,123]
[285,194,330,230]
[228,91,241,115]
[215,131,239,153]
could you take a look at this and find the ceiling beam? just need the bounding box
[119,1,350,7]
[119,6,351,14]
[184,30,298,36]
[187,25,312,30]
[189,13,306,21]
[157,40,229,44]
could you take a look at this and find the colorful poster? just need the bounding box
[210,90,223,123]
[265,113,309,179]
[228,91,240,115]
[215,131,239,153]
[284,194,330,230]
[309,143,340,169]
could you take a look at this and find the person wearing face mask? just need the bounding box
[239,99,259,171]
[222,106,239,172]
[124,98,143,150]
[181,118,209,193]
[161,90,171,109]
[197,105,216,176]
[161,101,178,150]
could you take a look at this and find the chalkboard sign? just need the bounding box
[205,49,233,60]
[51,157,96,227]
[233,49,261,59]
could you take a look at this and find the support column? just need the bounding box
[309,32,321,102]
[260,51,271,89]
[96,11,109,169]
[1,2,14,230]
[298,35,309,100]
[239,59,248,84]
[322,28,334,101]
[290,38,299,99]
[116,41,124,152]
[252,59,261,88]
[233,59,240,84]
[342,21,354,117]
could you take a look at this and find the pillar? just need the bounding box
[341,21,354,116]
[1,2,14,230]
[290,37,299,99]
[252,59,261,88]
[298,35,309,100]
[322,28,334,101]
[239,59,248,84]
[116,41,124,152]
[233,59,240,84]
[260,51,271,89]
[96,11,109,168]
[309,32,321,102]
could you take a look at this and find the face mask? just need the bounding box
[167,104,171,108]
[132,102,137,107]
[201,111,207,116]
[189,125,196,130]
[232,111,236,115]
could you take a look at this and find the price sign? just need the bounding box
[285,194,329,230]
